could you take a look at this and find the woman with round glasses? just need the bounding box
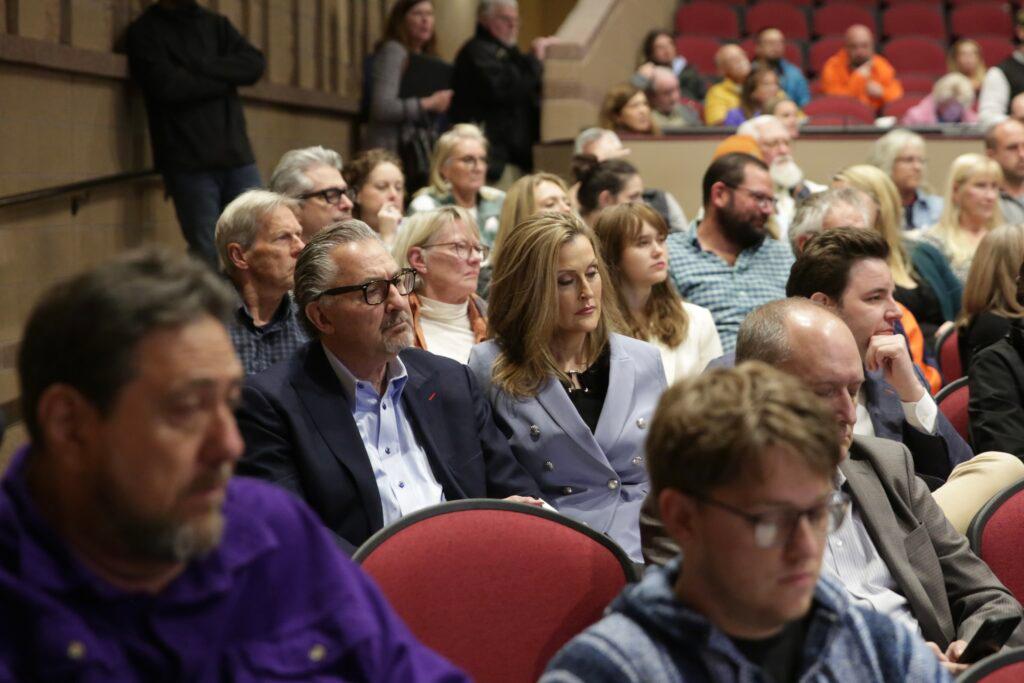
[393,206,489,363]
[468,210,667,562]
[408,124,505,247]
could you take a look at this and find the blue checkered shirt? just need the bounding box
[228,293,308,375]
[666,222,794,353]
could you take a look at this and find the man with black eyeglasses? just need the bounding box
[235,220,543,554]
[544,362,949,683]
[269,146,354,241]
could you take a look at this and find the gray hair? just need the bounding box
[215,190,300,277]
[478,0,517,18]
[293,219,381,337]
[574,127,619,155]
[868,129,925,177]
[932,72,975,108]
[18,247,236,446]
[788,187,871,253]
[737,115,785,143]
[736,297,834,367]
[269,146,344,198]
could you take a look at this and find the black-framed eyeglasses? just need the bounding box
[318,268,417,305]
[687,489,850,549]
[421,241,490,261]
[298,186,354,206]
[723,183,778,210]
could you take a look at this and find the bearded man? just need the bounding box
[666,153,795,353]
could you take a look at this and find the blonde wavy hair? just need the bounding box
[488,211,624,397]
[492,172,569,267]
[959,223,1024,327]
[948,39,986,91]
[934,153,1004,271]
[418,123,488,197]
[832,164,916,287]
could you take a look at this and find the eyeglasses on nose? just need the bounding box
[299,186,354,206]
[724,183,779,210]
[421,241,490,261]
[318,268,417,305]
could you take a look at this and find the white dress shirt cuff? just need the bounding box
[901,393,937,435]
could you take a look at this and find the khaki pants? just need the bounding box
[933,452,1024,534]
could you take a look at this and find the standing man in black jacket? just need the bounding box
[450,0,556,188]
[128,0,265,268]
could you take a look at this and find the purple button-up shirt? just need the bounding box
[0,446,469,682]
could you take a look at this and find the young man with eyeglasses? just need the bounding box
[665,152,794,354]
[544,362,949,683]
[235,220,543,554]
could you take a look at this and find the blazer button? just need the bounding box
[530,425,541,438]
[562,486,573,495]
[543,461,555,471]
[67,640,86,661]
[608,479,620,490]
[636,418,647,429]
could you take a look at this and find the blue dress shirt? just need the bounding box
[323,346,445,526]
[904,191,943,231]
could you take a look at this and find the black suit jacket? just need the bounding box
[235,342,541,554]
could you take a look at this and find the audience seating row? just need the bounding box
[676,34,1014,80]
[676,0,1014,40]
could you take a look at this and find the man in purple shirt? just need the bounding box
[0,248,467,682]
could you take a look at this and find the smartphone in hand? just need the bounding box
[959,615,1022,664]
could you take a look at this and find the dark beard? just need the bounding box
[719,204,767,250]
[764,57,781,70]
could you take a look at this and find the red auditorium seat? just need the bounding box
[675,36,721,75]
[936,324,963,385]
[675,2,740,38]
[745,2,810,41]
[967,478,1024,604]
[808,36,845,75]
[975,35,1015,67]
[813,3,877,38]
[883,94,925,120]
[935,377,971,444]
[959,648,1024,683]
[951,4,1014,40]
[766,0,814,5]
[803,96,876,124]
[882,3,946,41]
[884,37,947,76]
[899,73,936,96]
[739,38,806,72]
[353,500,639,683]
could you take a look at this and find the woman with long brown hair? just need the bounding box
[468,211,666,562]
[594,203,721,382]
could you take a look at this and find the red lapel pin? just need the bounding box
[428,392,437,401]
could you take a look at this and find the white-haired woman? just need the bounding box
[393,206,488,363]
[868,129,943,231]
[918,153,1004,283]
[901,72,978,127]
[407,124,505,247]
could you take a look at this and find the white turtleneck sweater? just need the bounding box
[418,295,476,363]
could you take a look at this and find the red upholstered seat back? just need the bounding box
[803,96,876,124]
[355,502,636,683]
[936,378,970,444]
[975,485,1024,604]
[963,659,1024,683]
[937,326,963,385]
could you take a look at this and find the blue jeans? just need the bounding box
[163,163,262,268]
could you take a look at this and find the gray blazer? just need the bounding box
[640,434,1024,649]
[365,40,422,152]
[468,334,667,562]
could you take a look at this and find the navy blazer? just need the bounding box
[863,367,973,479]
[235,342,541,555]
[468,334,666,562]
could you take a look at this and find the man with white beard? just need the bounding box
[738,115,826,240]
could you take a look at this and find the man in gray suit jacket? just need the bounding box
[643,298,1024,675]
